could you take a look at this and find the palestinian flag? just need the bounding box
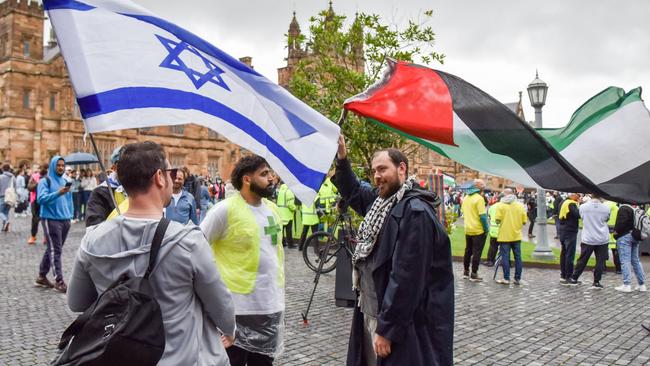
[344,59,650,203]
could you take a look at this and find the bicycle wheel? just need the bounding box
[302,231,338,273]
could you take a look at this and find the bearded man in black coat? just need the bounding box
[332,135,454,366]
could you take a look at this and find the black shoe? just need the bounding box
[483,261,494,267]
[513,279,522,286]
[288,244,297,249]
[567,278,581,286]
[559,278,568,285]
[469,273,483,282]
[462,270,469,279]
[616,271,622,275]
[591,282,603,290]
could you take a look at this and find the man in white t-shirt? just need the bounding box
[201,155,285,366]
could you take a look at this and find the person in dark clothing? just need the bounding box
[613,204,646,292]
[27,165,47,244]
[333,136,454,366]
[527,199,537,238]
[85,146,126,227]
[553,192,563,239]
[559,193,581,284]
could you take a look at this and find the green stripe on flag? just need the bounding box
[537,87,642,151]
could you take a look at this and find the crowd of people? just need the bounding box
[2,136,649,365]
[456,180,649,293]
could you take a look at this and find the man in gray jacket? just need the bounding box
[67,141,236,365]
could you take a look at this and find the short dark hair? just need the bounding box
[1,164,9,172]
[231,155,269,190]
[373,148,409,174]
[117,141,167,195]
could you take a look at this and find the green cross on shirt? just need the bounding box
[264,216,281,246]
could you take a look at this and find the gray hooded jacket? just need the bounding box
[68,216,235,366]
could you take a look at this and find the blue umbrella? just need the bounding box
[63,152,99,165]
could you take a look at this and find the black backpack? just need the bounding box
[51,218,170,366]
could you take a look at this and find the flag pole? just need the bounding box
[337,109,348,127]
[88,133,121,215]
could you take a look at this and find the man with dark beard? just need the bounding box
[333,136,454,366]
[201,155,285,366]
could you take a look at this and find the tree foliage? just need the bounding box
[288,8,445,179]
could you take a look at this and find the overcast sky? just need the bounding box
[127,0,650,128]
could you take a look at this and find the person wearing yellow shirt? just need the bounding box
[494,189,527,286]
[461,179,489,281]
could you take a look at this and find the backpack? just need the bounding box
[3,176,17,208]
[628,206,650,241]
[51,218,170,366]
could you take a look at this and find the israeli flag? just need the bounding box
[45,0,340,203]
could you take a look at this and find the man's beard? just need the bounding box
[251,181,274,198]
[378,177,402,199]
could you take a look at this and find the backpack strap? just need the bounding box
[144,217,170,279]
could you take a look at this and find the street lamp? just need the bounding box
[527,71,554,260]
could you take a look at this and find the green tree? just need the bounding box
[288,7,445,179]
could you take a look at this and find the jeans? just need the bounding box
[499,241,522,281]
[199,204,208,223]
[560,230,578,279]
[39,219,71,282]
[464,233,487,273]
[0,196,10,226]
[572,243,608,283]
[617,233,646,286]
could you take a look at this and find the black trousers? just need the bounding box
[227,345,274,366]
[282,220,293,246]
[486,236,499,263]
[299,224,319,248]
[611,248,622,272]
[528,218,536,235]
[30,201,40,237]
[572,243,608,283]
[464,233,486,273]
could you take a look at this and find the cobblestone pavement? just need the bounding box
[2,216,650,365]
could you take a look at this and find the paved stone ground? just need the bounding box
[2,215,650,365]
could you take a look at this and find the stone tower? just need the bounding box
[0,0,44,61]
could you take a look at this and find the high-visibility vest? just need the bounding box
[210,194,284,294]
[276,184,295,225]
[318,178,338,214]
[488,202,502,238]
[301,197,320,226]
[605,200,619,248]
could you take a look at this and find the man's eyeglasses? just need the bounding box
[163,168,178,181]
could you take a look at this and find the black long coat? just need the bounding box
[332,158,454,366]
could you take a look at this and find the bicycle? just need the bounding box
[302,202,356,273]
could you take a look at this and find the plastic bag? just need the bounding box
[233,311,284,358]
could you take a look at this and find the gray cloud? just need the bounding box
[132,0,650,127]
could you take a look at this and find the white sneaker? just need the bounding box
[496,279,510,285]
[615,284,632,293]
[635,284,647,292]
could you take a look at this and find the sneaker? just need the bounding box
[591,282,604,290]
[567,278,581,286]
[35,276,54,288]
[528,234,536,239]
[615,284,633,293]
[615,271,622,275]
[469,273,483,282]
[513,279,522,286]
[462,270,469,279]
[559,278,568,285]
[496,278,510,285]
[53,280,67,293]
[1,222,9,232]
[482,261,495,267]
[27,236,36,245]
[635,284,647,292]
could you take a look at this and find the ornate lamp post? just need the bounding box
[527,71,554,260]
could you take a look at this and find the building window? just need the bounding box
[170,125,185,135]
[169,154,186,168]
[49,92,57,111]
[139,127,153,134]
[73,137,116,170]
[207,157,220,178]
[23,40,30,57]
[22,89,31,108]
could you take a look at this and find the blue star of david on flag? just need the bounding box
[156,34,230,91]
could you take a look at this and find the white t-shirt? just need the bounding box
[579,200,611,245]
[200,199,284,315]
[171,191,182,206]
